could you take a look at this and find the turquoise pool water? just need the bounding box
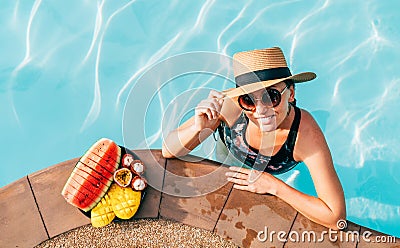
[1,0,399,237]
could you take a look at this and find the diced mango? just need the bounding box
[91,193,115,227]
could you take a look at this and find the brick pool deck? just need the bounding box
[0,149,398,248]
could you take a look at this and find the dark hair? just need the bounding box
[284,79,296,106]
[284,79,295,89]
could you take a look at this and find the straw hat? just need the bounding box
[223,47,316,98]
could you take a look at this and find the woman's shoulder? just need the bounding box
[294,108,328,160]
[298,108,322,133]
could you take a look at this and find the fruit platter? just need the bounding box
[61,138,147,227]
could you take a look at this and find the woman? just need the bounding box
[162,47,346,230]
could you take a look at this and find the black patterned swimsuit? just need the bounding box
[217,106,301,175]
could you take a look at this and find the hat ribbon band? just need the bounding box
[235,67,292,86]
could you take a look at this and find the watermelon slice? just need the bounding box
[62,183,98,211]
[74,162,113,186]
[70,171,109,194]
[63,172,99,200]
[81,152,119,175]
[61,138,121,211]
[79,157,114,180]
[91,140,121,162]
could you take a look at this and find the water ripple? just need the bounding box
[14,0,42,72]
[9,0,42,127]
[332,70,354,100]
[348,197,400,221]
[350,79,398,167]
[116,32,182,108]
[191,0,216,33]
[217,1,250,53]
[285,170,300,186]
[81,0,137,132]
[286,0,330,67]
[138,78,165,148]
[332,20,388,71]
[82,0,105,64]
[12,0,19,24]
[222,0,297,55]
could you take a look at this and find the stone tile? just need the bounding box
[160,155,233,231]
[0,177,48,248]
[214,188,297,248]
[131,149,166,219]
[357,226,399,247]
[284,214,359,248]
[29,158,90,238]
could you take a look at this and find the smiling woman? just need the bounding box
[162,47,346,230]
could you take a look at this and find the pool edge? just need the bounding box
[0,149,398,248]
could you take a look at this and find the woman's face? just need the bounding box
[244,82,294,132]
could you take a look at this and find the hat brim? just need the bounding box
[223,72,316,98]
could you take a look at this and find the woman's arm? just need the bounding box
[162,90,224,158]
[161,116,220,158]
[226,110,346,230]
[286,110,346,229]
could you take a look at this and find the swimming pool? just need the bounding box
[1,0,399,237]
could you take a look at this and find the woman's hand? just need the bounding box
[194,90,225,131]
[225,166,279,195]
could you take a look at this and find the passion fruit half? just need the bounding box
[113,168,133,187]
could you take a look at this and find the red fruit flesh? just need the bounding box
[79,157,114,179]
[70,172,108,194]
[67,178,103,203]
[62,183,96,211]
[81,152,118,175]
[90,140,121,164]
[74,164,112,188]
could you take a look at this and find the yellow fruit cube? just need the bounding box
[91,193,115,227]
[109,184,141,219]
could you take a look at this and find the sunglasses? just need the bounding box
[238,86,288,111]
